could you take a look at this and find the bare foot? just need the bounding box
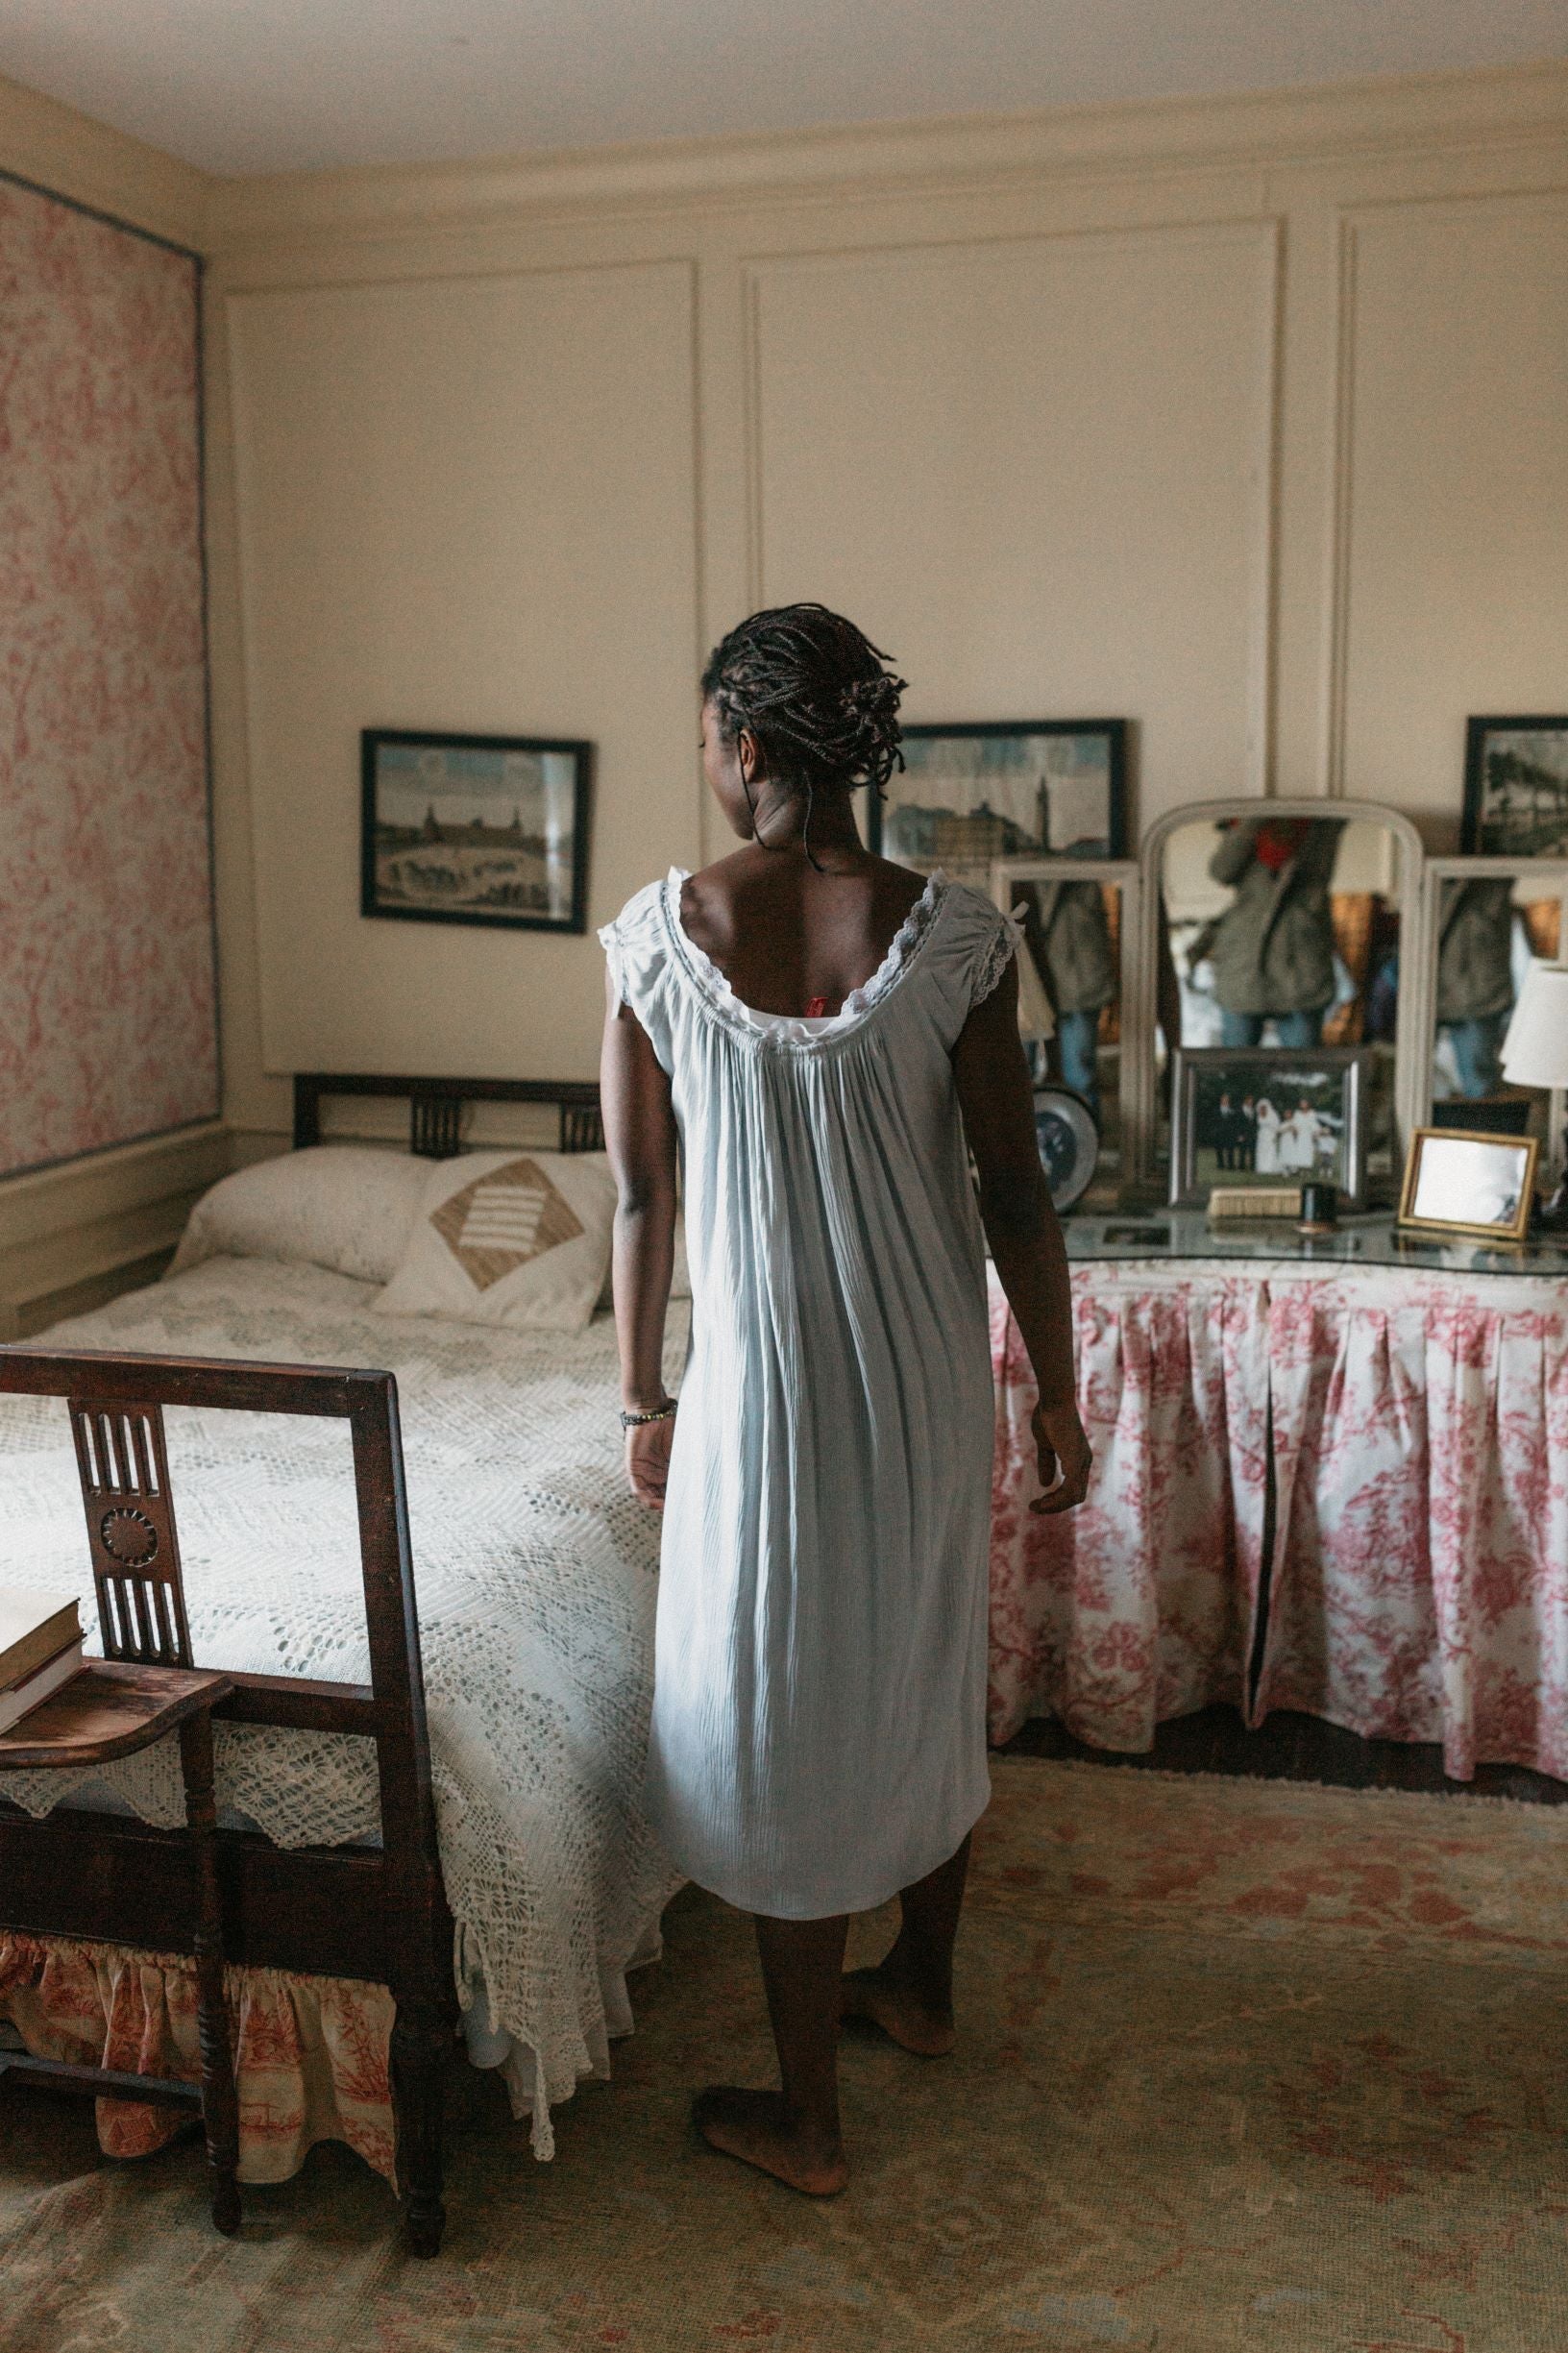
[840,1965,955,2056]
[692,2088,847,2195]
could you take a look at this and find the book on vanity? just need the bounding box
[0,1587,86,1736]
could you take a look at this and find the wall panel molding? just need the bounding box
[743,217,1282,826]
[1323,211,1360,797]
[223,255,701,1080]
[1325,184,1568,816]
[204,62,1568,254]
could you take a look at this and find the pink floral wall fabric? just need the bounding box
[0,176,216,1179]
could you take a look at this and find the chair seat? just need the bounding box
[0,1660,233,1772]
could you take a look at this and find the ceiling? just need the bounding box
[2,0,1565,179]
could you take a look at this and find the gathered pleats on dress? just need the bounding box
[601,869,1020,1917]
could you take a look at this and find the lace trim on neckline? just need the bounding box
[661,868,948,1047]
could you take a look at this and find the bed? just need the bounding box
[0,1075,685,2254]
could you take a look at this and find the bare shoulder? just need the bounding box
[683,846,753,897]
[677,847,763,956]
[867,855,928,914]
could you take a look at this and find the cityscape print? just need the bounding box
[874,723,1126,884]
[362,732,591,932]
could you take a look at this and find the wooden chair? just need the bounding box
[0,1393,240,2235]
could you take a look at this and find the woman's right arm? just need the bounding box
[600,965,680,1508]
[953,960,1091,1516]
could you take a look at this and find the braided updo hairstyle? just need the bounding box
[701,603,907,805]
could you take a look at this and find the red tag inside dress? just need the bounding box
[804,995,829,1018]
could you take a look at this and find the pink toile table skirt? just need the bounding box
[988,1260,1568,1779]
[0,1929,396,2184]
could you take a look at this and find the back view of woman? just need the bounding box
[600,604,1090,2194]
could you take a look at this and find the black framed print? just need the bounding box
[361,729,592,933]
[868,721,1129,881]
[1461,717,1568,856]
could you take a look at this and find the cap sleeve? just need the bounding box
[940,881,1024,1010]
[971,901,1025,1008]
[599,876,676,1066]
[916,880,1024,1048]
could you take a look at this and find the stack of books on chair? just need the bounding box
[0,1589,85,1734]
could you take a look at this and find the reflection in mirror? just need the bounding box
[992,858,1136,1200]
[1410,1134,1533,1231]
[1433,876,1560,1108]
[1159,815,1404,1180]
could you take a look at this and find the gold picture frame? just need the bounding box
[1396,1126,1539,1243]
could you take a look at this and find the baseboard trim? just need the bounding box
[0,1124,232,1340]
[0,1123,230,1254]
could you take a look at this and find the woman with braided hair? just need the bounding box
[600,603,1090,2194]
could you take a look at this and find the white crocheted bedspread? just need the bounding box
[0,1256,688,2156]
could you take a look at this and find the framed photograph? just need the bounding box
[361,729,592,933]
[1032,1082,1099,1211]
[870,721,1128,882]
[1397,1127,1538,1242]
[1461,718,1568,857]
[1169,1046,1371,1210]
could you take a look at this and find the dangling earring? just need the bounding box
[740,735,764,845]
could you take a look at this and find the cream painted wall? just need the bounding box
[226,260,699,1089]
[205,68,1568,1136]
[749,225,1277,822]
[1336,191,1568,834]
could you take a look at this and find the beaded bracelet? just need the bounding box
[620,1399,677,1430]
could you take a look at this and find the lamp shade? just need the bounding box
[1501,966,1568,1088]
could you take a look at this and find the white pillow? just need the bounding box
[373,1150,616,1333]
[171,1147,429,1286]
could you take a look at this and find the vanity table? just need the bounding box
[988,1214,1568,1778]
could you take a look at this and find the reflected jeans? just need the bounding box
[1218,1008,1327,1050]
[1442,1012,1508,1099]
[1056,1009,1101,1114]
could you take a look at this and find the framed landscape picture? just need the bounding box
[868,720,1128,883]
[1461,717,1568,856]
[361,729,592,933]
[1169,1045,1371,1209]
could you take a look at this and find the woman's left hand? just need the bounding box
[1030,1398,1092,1514]
[625,1412,676,1511]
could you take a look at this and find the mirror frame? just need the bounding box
[1137,798,1427,1192]
[989,857,1142,1202]
[1409,854,1568,1178]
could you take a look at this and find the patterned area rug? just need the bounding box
[4,1756,1568,2351]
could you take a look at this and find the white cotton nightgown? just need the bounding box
[600,868,1021,1920]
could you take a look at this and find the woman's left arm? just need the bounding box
[600,965,680,1508]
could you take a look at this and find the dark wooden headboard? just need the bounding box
[292,1072,603,1161]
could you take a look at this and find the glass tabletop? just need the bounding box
[1057,1208,1568,1277]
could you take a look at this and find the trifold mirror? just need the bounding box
[1137,801,1426,1200]
[992,804,1567,1208]
[1409,857,1568,1187]
[990,857,1141,1207]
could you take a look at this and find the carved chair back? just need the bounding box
[67,1397,192,1668]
